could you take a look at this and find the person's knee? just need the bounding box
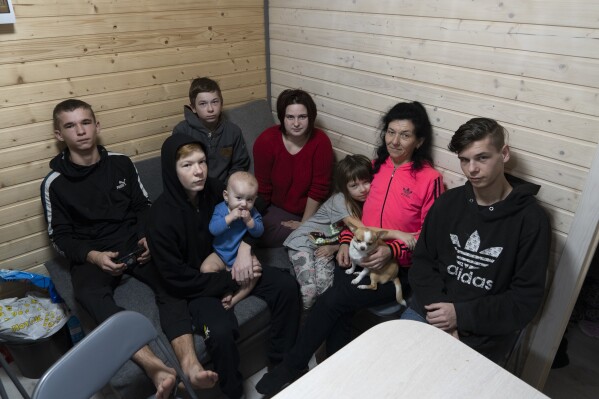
[200,253,226,273]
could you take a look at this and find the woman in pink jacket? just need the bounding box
[256,101,445,396]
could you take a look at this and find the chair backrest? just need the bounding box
[31,311,158,399]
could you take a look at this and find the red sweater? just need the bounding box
[253,126,334,215]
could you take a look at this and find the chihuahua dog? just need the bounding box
[345,222,406,306]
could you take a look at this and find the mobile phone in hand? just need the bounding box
[115,246,145,266]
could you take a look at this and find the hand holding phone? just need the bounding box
[115,246,145,267]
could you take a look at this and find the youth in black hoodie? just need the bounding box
[147,134,301,399]
[409,174,551,361]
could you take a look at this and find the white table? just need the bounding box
[274,320,548,398]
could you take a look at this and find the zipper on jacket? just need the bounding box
[379,166,397,227]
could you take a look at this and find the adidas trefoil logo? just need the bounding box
[447,231,503,291]
[450,230,502,270]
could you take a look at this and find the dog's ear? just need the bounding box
[346,220,358,233]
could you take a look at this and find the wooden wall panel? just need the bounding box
[0,1,267,291]
[269,0,598,390]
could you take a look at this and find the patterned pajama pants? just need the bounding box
[289,249,335,309]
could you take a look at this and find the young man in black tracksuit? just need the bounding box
[172,77,250,184]
[41,99,218,398]
[402,117,551,364]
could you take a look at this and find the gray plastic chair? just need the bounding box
[30,311,198,399]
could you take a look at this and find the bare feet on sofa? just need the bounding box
[187,363,219,389]
[153,370,177,399]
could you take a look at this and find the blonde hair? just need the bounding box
[227,171,258,194]
[176,143,205,161]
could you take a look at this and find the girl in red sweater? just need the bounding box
[253,89,334,247]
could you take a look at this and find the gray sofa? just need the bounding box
[44,99,291,398]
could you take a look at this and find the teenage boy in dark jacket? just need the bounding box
[402,117,551,364]
[172,76,250,183]
[41,99,218,398]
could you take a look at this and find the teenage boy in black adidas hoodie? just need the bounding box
[403,117,550,364]
[41,99,218,398]
[172,76,250,183]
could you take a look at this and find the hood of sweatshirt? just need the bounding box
[160,134,211,209]
[183,105,224,138]
[49,145,108,180]
[464,174,541,222]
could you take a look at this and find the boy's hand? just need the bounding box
[87,250,126,276]
[239,209,253,224]
[425,303,457,332]
[227,208,242,223]
[137,238,151,264]
[232,242,256,284]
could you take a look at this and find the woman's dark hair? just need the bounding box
[275,89,318,137]
[372,101,434,175]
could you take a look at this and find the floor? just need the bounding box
[542,321,599,399]
[1,324,596,398]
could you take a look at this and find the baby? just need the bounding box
[201,171,264,309]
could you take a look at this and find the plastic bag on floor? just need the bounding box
[0,269,68,342]
[0,294,68,341]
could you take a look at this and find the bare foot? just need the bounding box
[153,370,177,399]
[230,278,258,308]
[188,363,219,389]
[222,294,233,309]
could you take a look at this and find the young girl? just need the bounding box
[284,155,417,309]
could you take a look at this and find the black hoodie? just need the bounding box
[172,106,250,183]
[146,134,238,298]
[41,146,150,264]
[409,174,550,354]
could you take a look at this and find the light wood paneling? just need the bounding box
[12,0,263,17]
[269,6,599,58]
[0,24,264,64]
[0,9,264,42]
[269,0,599,390]
[271,0,599,28]
[0,1,267,292]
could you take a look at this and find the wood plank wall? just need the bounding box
[268,0,599,389]
[0,0,267,295]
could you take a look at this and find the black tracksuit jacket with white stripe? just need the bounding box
[41,146,150,264]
